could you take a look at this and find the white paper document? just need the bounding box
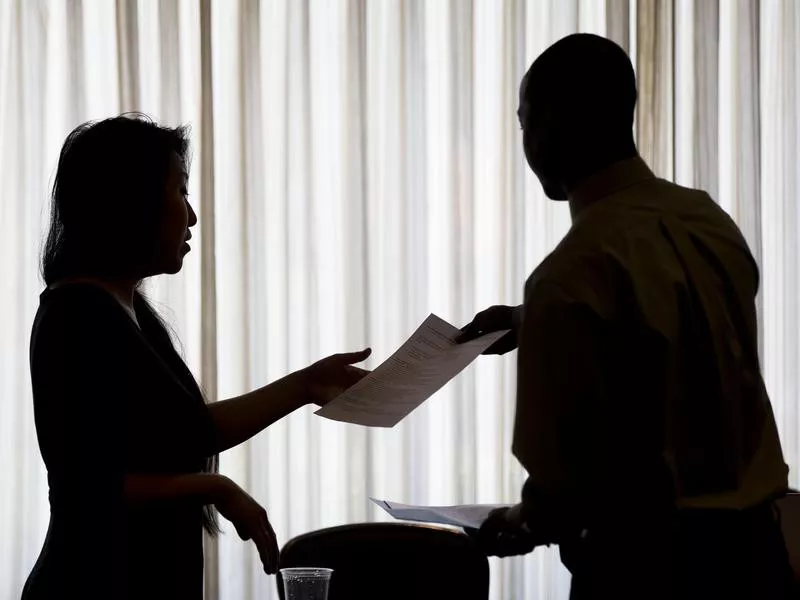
[370,498,512,529]
[315,314,510,427]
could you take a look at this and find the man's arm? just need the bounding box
[475,282,606,555]
[513,281,607,525]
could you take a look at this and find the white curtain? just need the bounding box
[0,1,797,599]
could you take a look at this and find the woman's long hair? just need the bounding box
[42,114,220,534]
[43,114,185,284]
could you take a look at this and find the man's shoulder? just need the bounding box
[522,180,696,311]
[642,177,738,229]
[526,205,632,291]
[527,244,610,289]
[524,241,624,322]
[649,178,755,263]
[523,175,750,300]
[652,176,710,199]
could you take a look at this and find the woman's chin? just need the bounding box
[160,256,186,275]
[151,247,189,276]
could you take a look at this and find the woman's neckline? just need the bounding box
[46,279,141,329]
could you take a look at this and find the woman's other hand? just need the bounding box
[301,348,372,407]
[214,476,279,574]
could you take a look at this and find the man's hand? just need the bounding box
[465,505,539,557]
[456,305,520,355]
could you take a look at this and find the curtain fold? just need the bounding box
[759,0,800,501]
[1,2,797,599]
[636,0,674,179]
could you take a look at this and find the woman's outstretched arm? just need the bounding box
[208,349,371,453]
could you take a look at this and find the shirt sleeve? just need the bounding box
[512,279,609,524]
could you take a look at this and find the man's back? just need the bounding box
[511,157,792,598]
[513,158,788,517]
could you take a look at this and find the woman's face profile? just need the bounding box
[154,151,197,275]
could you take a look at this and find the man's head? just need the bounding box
[519,34,637,200]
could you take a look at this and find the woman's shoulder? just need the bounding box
[40,280,119,312]
[33,282,130,342]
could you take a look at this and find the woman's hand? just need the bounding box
[301,348,372,407]
[214,476,279,574]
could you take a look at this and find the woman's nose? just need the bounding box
[187,199,198,227]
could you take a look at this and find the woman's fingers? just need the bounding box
[251,527,272,573]
[306,349,373,406]
[252,518,279,574]
[263,516,279,570]
[344,366,370,382]
[331,348,371,364]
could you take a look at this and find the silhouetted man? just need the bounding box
[459,34,795,600]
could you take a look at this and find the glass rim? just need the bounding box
[279,567,334,574]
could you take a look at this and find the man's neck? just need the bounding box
[566,153,650,220]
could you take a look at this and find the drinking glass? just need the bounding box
[280,567,333,600]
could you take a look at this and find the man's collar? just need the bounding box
[568,156,656,214]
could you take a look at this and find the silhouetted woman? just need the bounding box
[22,115,370,599]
